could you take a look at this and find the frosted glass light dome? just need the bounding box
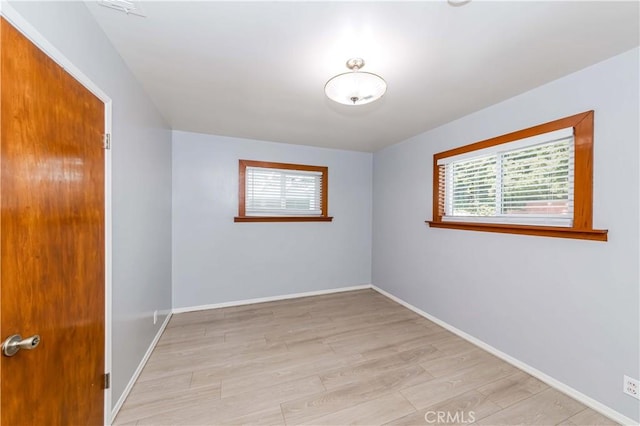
[324,58,387,106]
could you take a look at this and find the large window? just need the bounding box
[235,160,333,222]
[428,111,607,241]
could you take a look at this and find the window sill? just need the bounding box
[235,216,334,223]
[426,220,607,241]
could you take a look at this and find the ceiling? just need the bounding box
[85,1,639,152]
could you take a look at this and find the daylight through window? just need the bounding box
[235,160,332,222]
[428,111,607,241]
[246,167,322,216]
[439,128,574,227]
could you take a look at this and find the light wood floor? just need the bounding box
[114,290,616,425]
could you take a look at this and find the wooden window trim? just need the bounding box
[235,159,333,223]
[427,111,608,241]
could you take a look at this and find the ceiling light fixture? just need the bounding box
[324,58,387,106]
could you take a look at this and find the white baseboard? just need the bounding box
[109,285,371,423]
[172,284,373,314]
[371,285,637,426]
[110,285,635,425]
[109,312,173,424]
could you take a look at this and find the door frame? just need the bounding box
[0,3,114,424]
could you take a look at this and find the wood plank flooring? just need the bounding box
[113,290,615,425]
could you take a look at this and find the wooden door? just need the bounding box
[0,18,105,425]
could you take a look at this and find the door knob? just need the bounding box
[2,334,41,357]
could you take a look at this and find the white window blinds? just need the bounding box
[438,128,575,227]
[245,166,322,216]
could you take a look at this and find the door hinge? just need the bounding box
[103,133,111,150]
[103,373,111,389]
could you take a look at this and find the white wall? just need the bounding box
[6,1,173,412]
[373,48,640,421]
[172,131,372,309]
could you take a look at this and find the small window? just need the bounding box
[235,160,333,222]
[428,111,607,241]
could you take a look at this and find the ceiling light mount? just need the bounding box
[325,57,387,106]
[346,58,365,71]
[98,0,147,17]
[447,0,472,6]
